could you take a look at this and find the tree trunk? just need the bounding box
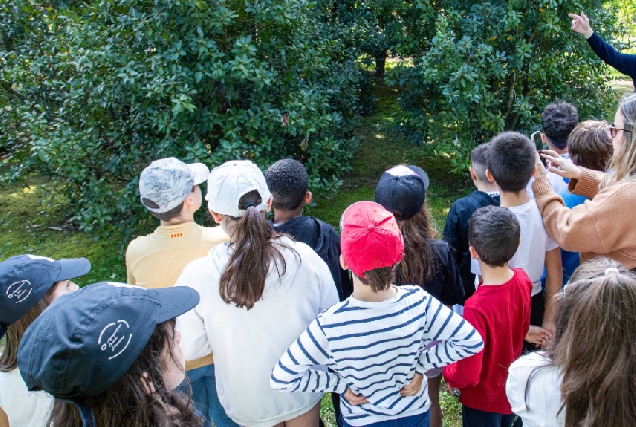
[375,50,388,78]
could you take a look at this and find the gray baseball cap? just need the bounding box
[139,157,209,213]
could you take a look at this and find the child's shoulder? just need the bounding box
[200,224,230,244]
[450,191,499,214]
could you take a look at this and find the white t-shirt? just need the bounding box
[176,237,339,427]
[472,200,558,295]
[506,352,564,427]
[0,369,53,427]
[526,155,572,199]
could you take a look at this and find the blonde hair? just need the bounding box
[606,93,636,185]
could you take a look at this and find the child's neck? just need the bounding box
[499,190,530,208]
[479,263,514,286]
[351,277,397,302]
[160,214,195,227]
[272,207,303,225]
[546,140,569,156]
[473,179,499,194]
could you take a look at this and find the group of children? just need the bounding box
[1,97,634,427]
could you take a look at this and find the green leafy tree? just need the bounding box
[389,0,618,172]
[0,0,363,235]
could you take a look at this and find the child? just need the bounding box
[271,201,483,427]
[506,256,630,427]
[175,160,339,427]
[443,205,532,427]
[0,254,90,427]
[527,101,579,197]
[17,281,203,427]
[265,158,352,300]
[443,143,500,301]
[125,157,233,427]
[375,164,465,427]
[477,132,562,348]
[557,121,614,284]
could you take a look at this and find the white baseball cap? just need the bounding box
[139,157,209,213]
[206,160,271,217]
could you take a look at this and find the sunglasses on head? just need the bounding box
[609,122,633,138]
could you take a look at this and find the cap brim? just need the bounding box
[55,258,92,282]
[187,163,210,185]
[152,286,200,324]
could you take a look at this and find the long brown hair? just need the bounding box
[219,190,297,309]
[0,286,55,372]
[553,261,636,427]
[50,319,202,427]
[392,203,437,287]
[606,93,636,185]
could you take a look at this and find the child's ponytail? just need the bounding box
[219,190,295,309]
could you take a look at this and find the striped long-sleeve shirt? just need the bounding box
[270,285,483,426]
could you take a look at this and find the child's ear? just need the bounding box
[469,246,481,261]
[304,191,313,206]
[469,167,477,182]
[339,254,348,271]
[210,210,223,224]
[266,196,273,212]
[531,164,538,177]
[485,169,495,183]
[541,133,547,143]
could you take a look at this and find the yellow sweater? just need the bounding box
[125,222,229,369]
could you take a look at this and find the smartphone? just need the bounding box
[531,131,548,166]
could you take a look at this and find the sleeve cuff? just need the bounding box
[571,168,602,199]
[531,175,554,197]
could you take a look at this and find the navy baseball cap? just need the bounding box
[375,165,430,221]
[0,254,91,339]
[18,282,200,398]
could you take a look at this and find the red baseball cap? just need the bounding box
[340,201,404,278]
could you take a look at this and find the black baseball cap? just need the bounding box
[375,165,430,221]
[0,254,91,339]
[18,282,200,398]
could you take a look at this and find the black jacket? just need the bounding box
[270,216,352,301]
[443,190,500,300]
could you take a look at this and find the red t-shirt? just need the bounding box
[443,268,532,414]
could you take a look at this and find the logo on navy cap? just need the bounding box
[98,320,132,360]
[6,280,32,303]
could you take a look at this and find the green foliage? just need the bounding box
[0,0,363,236]
[389,0,618,173]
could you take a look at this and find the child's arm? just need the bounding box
[442,203,461,263]
[441,308,486,389]
[271,319,346,394]
[543,247,562,334]
[417,297,484,375]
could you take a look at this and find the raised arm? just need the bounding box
[271,319,346,394]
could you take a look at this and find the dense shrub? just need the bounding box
[0,0,363,235]
[389,0,619,173]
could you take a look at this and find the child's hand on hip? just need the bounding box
[344,388,369,406]
[400,373,423,396]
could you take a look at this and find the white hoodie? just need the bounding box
[176,237,339,427]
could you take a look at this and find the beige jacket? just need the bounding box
[533,169,636,269]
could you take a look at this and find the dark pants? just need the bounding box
[461,406,514,427]
[180,364,238,427]
[522,291,545,353]
[339,410,430,427]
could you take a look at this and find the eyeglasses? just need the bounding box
[609,122,633,138]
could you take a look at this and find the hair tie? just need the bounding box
[604,267,619,275]
[244,201,257,209]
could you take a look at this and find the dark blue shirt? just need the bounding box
[587,32,636,90]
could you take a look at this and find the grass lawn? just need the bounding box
[0,77,631,426]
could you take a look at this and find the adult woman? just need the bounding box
[175,160,338,427]
[17,281,202,427]
[532,93,636,269]
[506,257,636,427]
[569,12,636,90]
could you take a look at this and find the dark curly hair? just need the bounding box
[542,100,579,151]
[264,159,308,211]
[487,132,536,193]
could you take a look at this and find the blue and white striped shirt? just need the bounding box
[271,285,483,426]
